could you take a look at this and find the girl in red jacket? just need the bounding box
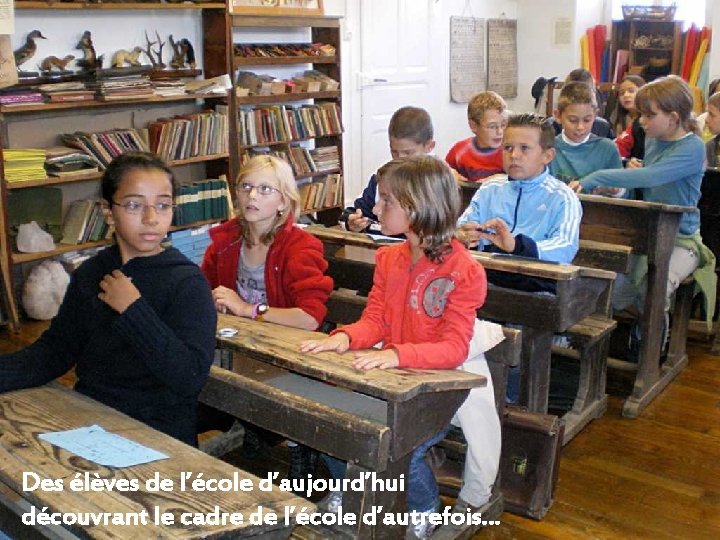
[201,154,333,479]
[301,156,498,539]
[201,155,332,329]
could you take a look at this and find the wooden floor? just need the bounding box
[1,321,719,539]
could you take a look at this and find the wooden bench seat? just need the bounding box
[552,314,617,444]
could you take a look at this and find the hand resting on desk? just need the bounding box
[300,333,400,370]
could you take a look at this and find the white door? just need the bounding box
[358,0,433,184]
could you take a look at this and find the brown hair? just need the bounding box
[565,68,594,86]
[377,156,460,263]
[557,81,597,112]
[635,75,697,134]
[708,91,720,110]
[235,155,299,247]
[505,113,556,150]
[611,75,646,134]
[388,106,434,143]
[467,91,507,123]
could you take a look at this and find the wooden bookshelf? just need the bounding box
[0,93,227,115]
[296,168,341,181]
[6,171,103,190]
[15,2,225,10]
[235,91,340,106]
[234,56,338,67]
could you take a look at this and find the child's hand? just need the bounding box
[212,286,252,318]
[352,349,399,370]
[477,218,515,253]
[627,157,643,169]
[300,332,350,354]
[593,187,626,197]
[347,209,370,232]
[457,222,483,248]
[568,180,583,193]
[98,270,140,314]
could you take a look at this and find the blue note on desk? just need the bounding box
[39,425,168,468]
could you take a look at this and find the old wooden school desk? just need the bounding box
[0,384,307,539]
[307,226,615,417]
[201,314,486,539]
[578,194,693,418]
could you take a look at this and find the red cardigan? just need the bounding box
[336,240,487,368]
[201,218,333,326]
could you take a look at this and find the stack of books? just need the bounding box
[45,147,100,177]
[3,149,48,183]
[0,91,44,107]
[309,146,340,172]
[298,173,342,213]
[91,73,154,101]
[152,80,187,97]
[38,82,95,104]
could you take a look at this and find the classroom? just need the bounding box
[0,1,719,539]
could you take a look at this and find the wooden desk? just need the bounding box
[578,194,694,418]
[201,314,486,539]
[0,385,307,539]
[307,226,615,415]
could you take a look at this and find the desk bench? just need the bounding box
[201,315,486,539]
[0,385,307,539]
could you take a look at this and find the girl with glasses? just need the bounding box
[0,151,217,447]
[200,154,333,481]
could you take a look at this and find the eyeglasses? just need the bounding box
[480,123,507,132]
[238,183,280,196]
[112,200,175,215]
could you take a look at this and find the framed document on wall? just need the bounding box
[229,0,324,17]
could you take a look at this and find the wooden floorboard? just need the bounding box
[1,321,719,539]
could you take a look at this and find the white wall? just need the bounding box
[13,10,203,71]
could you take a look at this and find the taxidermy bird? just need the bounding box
[14,30,46,69]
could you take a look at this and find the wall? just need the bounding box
[13,10,203,71]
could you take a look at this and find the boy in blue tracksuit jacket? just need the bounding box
[458,113,582,293]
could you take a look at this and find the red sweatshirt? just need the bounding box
[201,218,333,325]
[337,240,487,368]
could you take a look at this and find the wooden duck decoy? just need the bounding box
[14,30,46,69]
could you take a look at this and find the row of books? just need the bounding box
[61,129,149,169]
[237,102,342,146]
[60,200,110,245]
[240,144,339,178]
[148,110,229,162]
[173,178,232,227]
[298,173,342,213]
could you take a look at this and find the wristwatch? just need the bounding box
[251,303,269,321]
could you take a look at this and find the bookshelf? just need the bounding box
[0,4,230,330]
[203,12,344,226]
[610,19,683,80]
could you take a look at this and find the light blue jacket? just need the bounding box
[458,168,582,263]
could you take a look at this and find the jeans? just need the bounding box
[321,426,451,513]
[407,426,451,513]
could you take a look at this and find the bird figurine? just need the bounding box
[14,30,47,71]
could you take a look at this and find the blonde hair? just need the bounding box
[468,91,507,123]
[377,156,460,263]
[636,75,697,134]
[557,81,597,112]
[236,155,300,247]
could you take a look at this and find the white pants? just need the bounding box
[613,246,699,313]
[452,354,502,507]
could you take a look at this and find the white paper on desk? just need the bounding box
[366,234,404,244]
[39,425,168,468]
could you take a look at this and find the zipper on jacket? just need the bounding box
[511,187,522,233]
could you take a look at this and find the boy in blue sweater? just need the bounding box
[550,82,623,191]
[344,106,435,233]
[458,113,582,293]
